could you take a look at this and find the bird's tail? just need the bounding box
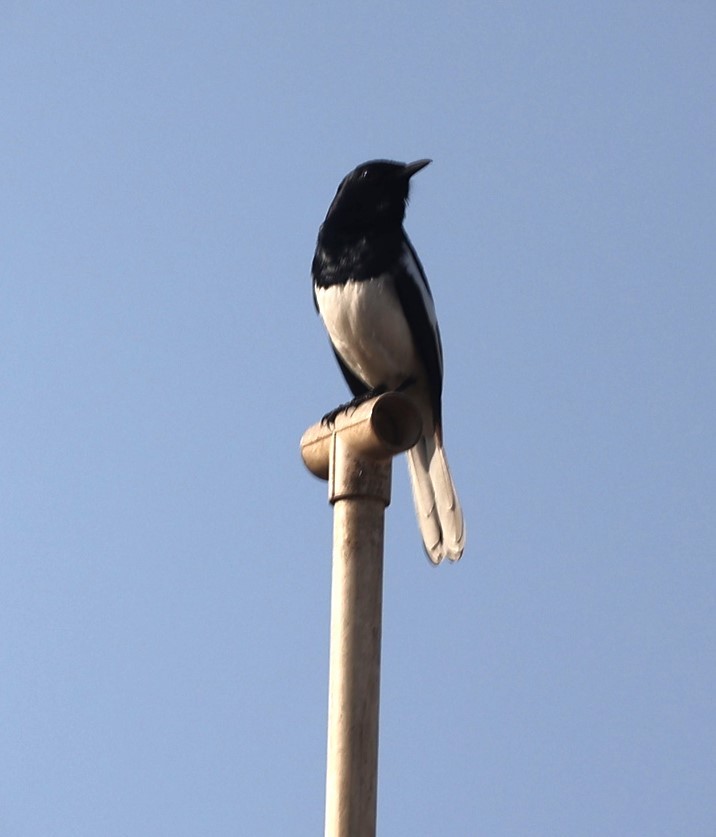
[406,433,465,564]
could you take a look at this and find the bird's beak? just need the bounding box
[403,159,432,178]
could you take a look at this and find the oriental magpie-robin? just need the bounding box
[311,159,465,563]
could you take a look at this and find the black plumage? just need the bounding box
[312,159,465,563]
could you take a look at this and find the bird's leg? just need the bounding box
[320,377,417,426]
[321,385,388,427]
[396,375,417,393]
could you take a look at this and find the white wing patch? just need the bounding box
[401,244,443,377]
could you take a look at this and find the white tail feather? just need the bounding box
[406,434,465,564]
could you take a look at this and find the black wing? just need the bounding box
[394,235,444,429]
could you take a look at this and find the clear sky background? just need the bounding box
[1,3,714,835]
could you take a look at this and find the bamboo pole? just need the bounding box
[300,393,422,837]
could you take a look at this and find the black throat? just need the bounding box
[312,222,404,288]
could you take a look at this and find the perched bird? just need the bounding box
[311,158,465,563]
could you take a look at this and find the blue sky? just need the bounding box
[1,3,714,835]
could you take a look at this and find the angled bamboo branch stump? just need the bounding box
[300,392,423,837]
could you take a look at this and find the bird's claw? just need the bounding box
[320,386,388,428]
[320,404,350,428]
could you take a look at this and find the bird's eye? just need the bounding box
[360,169,369,179]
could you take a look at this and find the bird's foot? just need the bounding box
[321,386,387,427]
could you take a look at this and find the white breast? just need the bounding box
[315,277,417,390]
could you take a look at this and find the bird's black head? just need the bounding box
[322,158,431,236]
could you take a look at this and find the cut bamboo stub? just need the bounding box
[300,392,423,482]
[300,392,423,837]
